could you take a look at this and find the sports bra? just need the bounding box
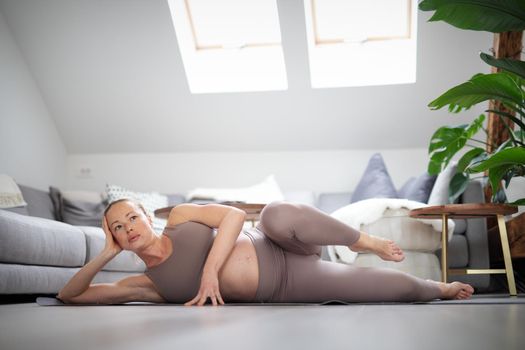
[144,221,216,303]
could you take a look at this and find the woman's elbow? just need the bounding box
[56,292,72,304]
[234,208,246,221]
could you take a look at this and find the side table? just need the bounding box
[409,203,518,296]
[154,202,267,227]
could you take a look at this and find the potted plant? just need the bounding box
[419,0,525,205]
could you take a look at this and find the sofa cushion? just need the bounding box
[2,205,29,216]
[436,234,469,268]
[397,177,415,199]
[18,185,56,220]
[351,153,398,203]
[0,210,86,267]
[0,263,139,294]
[79,226,146,272]
[50,187,107,227]
[317,192,352,214]
[397,172,437,203]
[453,219,467,235]
[167,194,186,206]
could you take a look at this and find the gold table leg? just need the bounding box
[441,213,448,283]
[497,215,517,296]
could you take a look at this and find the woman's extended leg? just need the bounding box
[281,254,473,302]
[256,201,404,261]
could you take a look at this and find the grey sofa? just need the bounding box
[0,185,158,296]
[0,180,490,297]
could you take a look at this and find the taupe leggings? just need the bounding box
[243,201,442,303]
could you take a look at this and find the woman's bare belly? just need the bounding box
[217,232,259,301]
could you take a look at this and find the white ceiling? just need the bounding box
[0,0,492,153]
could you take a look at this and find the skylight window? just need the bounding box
[167,0,288,94]
[304,0,417,88]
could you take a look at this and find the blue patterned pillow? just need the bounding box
[351,153,398,203]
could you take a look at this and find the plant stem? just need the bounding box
[470,138,490,146]
[500,116,520,147]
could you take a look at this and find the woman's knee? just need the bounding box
[259,201,297,233]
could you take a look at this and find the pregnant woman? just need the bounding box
[57,199,474,305]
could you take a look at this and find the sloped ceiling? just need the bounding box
[0,0,491,153]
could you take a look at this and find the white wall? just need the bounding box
[0,10,66,190]
[66,148,432,197]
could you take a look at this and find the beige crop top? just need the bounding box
[144,221,216,303]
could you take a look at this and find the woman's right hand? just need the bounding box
[102,216,122,256]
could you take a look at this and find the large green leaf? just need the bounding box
[488,164,514,194]
[419,0,525,32]
[428,126,468,174]
[449,172,470,203]
[468,147,525,172]
[509,198,525,205]
[480,53,525,80]
[457,147,486,172]
[428,73,524,112]
[486,109,525,132]
[427,115,486,175]
[465,113,486,138]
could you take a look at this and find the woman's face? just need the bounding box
[105,201,154,251]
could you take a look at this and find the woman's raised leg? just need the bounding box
[257,201,404,261]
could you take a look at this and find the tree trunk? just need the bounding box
[484,31,523,204]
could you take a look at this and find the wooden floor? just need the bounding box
[1,301,525,350]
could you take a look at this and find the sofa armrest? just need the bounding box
[0,209,86,267]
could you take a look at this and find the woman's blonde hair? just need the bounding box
[103,198,149,218]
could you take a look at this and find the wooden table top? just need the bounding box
[409,203,518,219]
[154,202,267,219]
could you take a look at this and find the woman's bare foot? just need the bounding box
[426,279,475,300]
[349,233,405,262]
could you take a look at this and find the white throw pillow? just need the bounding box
[186,174,285,204]
[0,174,27,208]
[106,184,168,234]
[427,160,458,205]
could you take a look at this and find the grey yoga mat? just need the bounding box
[36,294,525,306]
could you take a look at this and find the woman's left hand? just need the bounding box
[184,268,225,306]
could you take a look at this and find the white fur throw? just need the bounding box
[328,198,455,264]
[0,174,27,208]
